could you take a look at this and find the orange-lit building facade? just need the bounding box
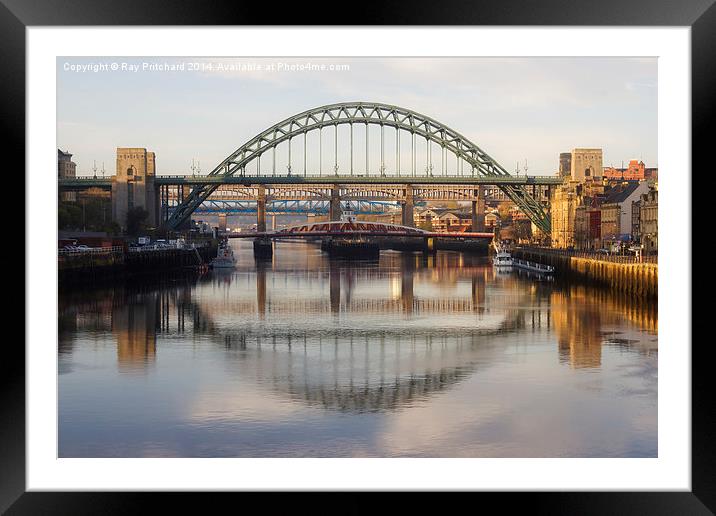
[603,160,656,182]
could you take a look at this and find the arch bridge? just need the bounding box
[165,102,553,233]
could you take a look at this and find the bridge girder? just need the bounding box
[164,183,545,204]
[189,199,399,216]
[165,102,552,233]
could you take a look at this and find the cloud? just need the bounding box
[57,57,658,174]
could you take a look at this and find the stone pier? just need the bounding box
[257,185,267,232]
[329,185,342,221]
[472,186,485,232]
[402,184,414,227]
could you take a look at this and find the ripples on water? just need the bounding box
[58,240,657,458]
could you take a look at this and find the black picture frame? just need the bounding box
[3,0,710,513]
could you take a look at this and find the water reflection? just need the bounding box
[58,241,657,457]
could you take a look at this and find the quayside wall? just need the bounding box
[58,246,213,284]
[513,247,657,298]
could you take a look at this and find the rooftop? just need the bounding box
[604,182,642,204]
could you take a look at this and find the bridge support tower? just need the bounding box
[472,186,486,232]
[257,185,267,232]
[111,148,158,231]
[218,213,227,233]
[329,185,342,221]
[401,184,414,227]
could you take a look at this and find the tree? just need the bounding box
[513,219,532,243]
[58,202,82,230]
[126,207,149,236]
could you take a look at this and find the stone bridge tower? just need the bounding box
[111,148,158,230]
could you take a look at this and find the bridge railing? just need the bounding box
[516,246,658,264]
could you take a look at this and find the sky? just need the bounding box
[57,57,657,177]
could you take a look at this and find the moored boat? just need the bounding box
[512,257,554,274]
[211,239,236,268]
[492,241,514,269]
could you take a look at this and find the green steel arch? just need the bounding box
[166,102,551,232]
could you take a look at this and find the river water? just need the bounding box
[58,240,657,457]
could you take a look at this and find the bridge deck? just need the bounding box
[226,231,494,239]
[59,174,562,188]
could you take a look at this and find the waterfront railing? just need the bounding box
[516,246,658,264]
[58,246,124,257]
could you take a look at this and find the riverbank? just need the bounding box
[513,247,657,298]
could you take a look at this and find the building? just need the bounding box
[559,152,572,178]
[111,148,158,230]
[570,148,603,182]
[587,202,602,248]
[639,186,658,253]
[599,181,650,248]
[414,208,441,230]
[550,181,583,249]
[623,159,646,180]
[58,149,77,201]
[485,210,500,229]
[603,161,657,182]
[414,208,472,233]
[602,166,623,181]
[438,210,473,232]
[574,204,588,249]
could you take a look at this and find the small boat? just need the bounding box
[211,240,236,269]
[492,241,514,269]
[512,258,555,274]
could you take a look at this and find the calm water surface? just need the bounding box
[59,241,657,457]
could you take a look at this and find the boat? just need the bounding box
[512,257,555,274]
[492,241,514,269]
[211,239,236,268]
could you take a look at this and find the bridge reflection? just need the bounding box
[58,252,657,409]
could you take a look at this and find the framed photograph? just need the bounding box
[5,0,711,512]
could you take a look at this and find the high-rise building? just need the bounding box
[570,148,603,182]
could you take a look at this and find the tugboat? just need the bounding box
[211,239,236,269]
[492,240,514,270]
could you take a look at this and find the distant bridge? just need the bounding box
[191,199,400,216]
[226,220,494,240]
